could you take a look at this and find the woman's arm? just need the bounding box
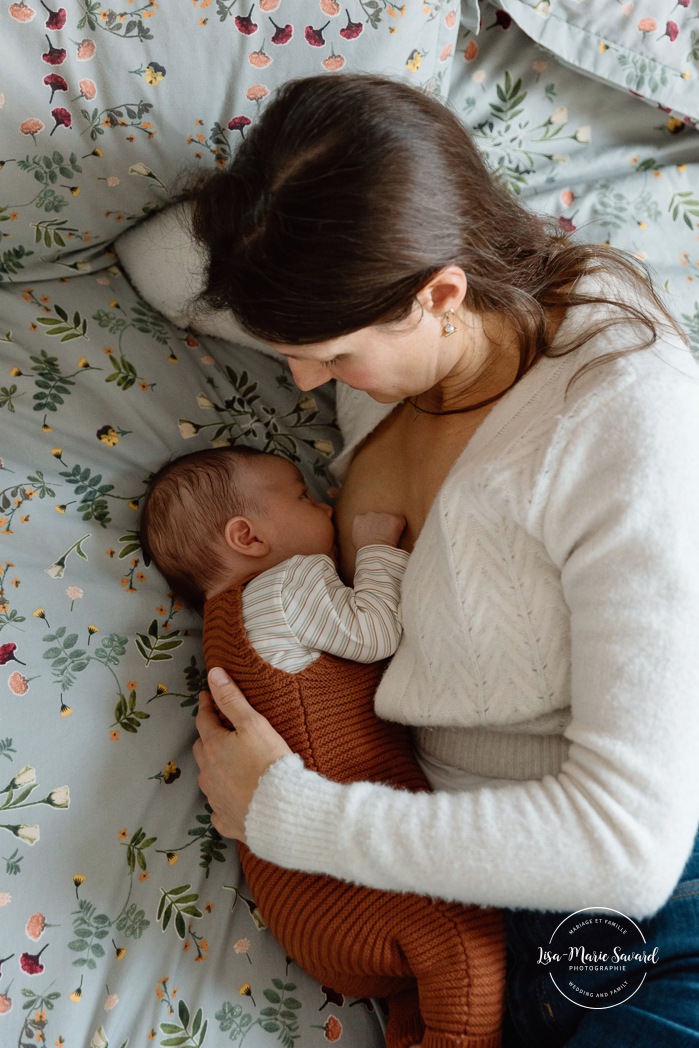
[195,356,699,919]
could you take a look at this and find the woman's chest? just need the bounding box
[334,406,486,579]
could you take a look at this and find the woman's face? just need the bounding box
[270,304,467,404]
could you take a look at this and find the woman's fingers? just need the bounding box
[193,668,294,842]
[206,666,257,731]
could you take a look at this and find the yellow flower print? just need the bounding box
[96,423,118,444]
[143,62,166,85]
[406,48,423,73]
[239,983,256,1006]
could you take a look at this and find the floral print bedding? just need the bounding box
[1,2,698,1046]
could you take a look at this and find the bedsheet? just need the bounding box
[1,2,698,1047]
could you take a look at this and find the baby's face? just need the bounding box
[253,456,336,563]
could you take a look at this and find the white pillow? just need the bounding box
[114,202,279,357]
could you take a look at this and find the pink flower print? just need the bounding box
[76,38,96,60]
[19,117,44,140]
[9,1,36,21]
[8,670,30,695]
[25,912,47,940]
[339,10,362,40]
[41,0,66,29]
[637,17,657,35]
[66,585,83,609]
[249,42,272,67]
[660,20,679,41]
[228,115,251,135]
[674,0,690,8]
[43,72,68,103]
[0,992,12,1014]
[78,78,97,100]
[0,642,24,666]
[322,51,346,71]
[305,21,330,46]
[558,215,577,233]
[234,4,258,34]
[323,1015,343,1042]
[0,894,11,907]
[103,992,119,1011]
[320,0,340,14]
[50,107,72,134]
[20,944,48,975]
[269,18,293,44]
[42,35,67,65]
[560,189,575,207]
[246,84,269,102]
[259,0,279,9]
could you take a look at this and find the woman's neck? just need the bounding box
[414,311,523,415]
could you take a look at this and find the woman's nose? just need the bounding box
[288,358,330,391]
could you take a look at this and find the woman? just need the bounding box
[190,75,699,1046]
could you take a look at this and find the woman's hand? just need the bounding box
[193,667,293,842]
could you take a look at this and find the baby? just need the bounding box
[140,445,505,1048]
[139,444,410,672]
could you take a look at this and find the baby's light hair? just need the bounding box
[140,444,266,609]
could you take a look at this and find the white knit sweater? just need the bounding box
[246,287,699,918]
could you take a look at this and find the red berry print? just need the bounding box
[228,115,252,136]
[0,642,25,665]
[41,0,67,29]
[43,72,68,103]
[235,4,258,34]
[269,17,292,44]
[50,107,72,134]
[20,945,49,975]
[42,34,67,65]
[339,9,362,40]
[305,21,329,46]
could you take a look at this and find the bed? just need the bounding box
[2,1,698,1044]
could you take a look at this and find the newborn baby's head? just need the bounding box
[140,446,334,608]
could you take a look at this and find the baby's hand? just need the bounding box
[352,511,407,551]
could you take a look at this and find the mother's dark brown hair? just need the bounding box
[189,73,683,376]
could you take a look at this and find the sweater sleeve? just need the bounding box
[246,359,699,919]
[280,547,409,663]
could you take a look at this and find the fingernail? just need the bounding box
[209,667,230,686]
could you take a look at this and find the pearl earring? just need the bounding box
[441,310,456,337]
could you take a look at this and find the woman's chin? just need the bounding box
[365,390,404,404]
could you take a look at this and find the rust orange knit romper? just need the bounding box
[203,584,506,1048]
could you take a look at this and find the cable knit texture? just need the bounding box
[203,586,506,1048]
[247,287,699,918]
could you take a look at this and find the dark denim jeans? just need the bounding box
[504,829,699,1047]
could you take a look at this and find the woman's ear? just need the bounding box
[416,265,468,316]
[223,517,270,558]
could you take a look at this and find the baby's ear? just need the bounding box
[223,516,270,558]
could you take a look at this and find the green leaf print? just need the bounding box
[136,618,184,665]
[157,883,203,939]
[36,304,89,342]
[669,191,699,231]
[113,688,151,732]
[69,899,111,970]
[160,999,208,1047]
[0,244,33,280]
